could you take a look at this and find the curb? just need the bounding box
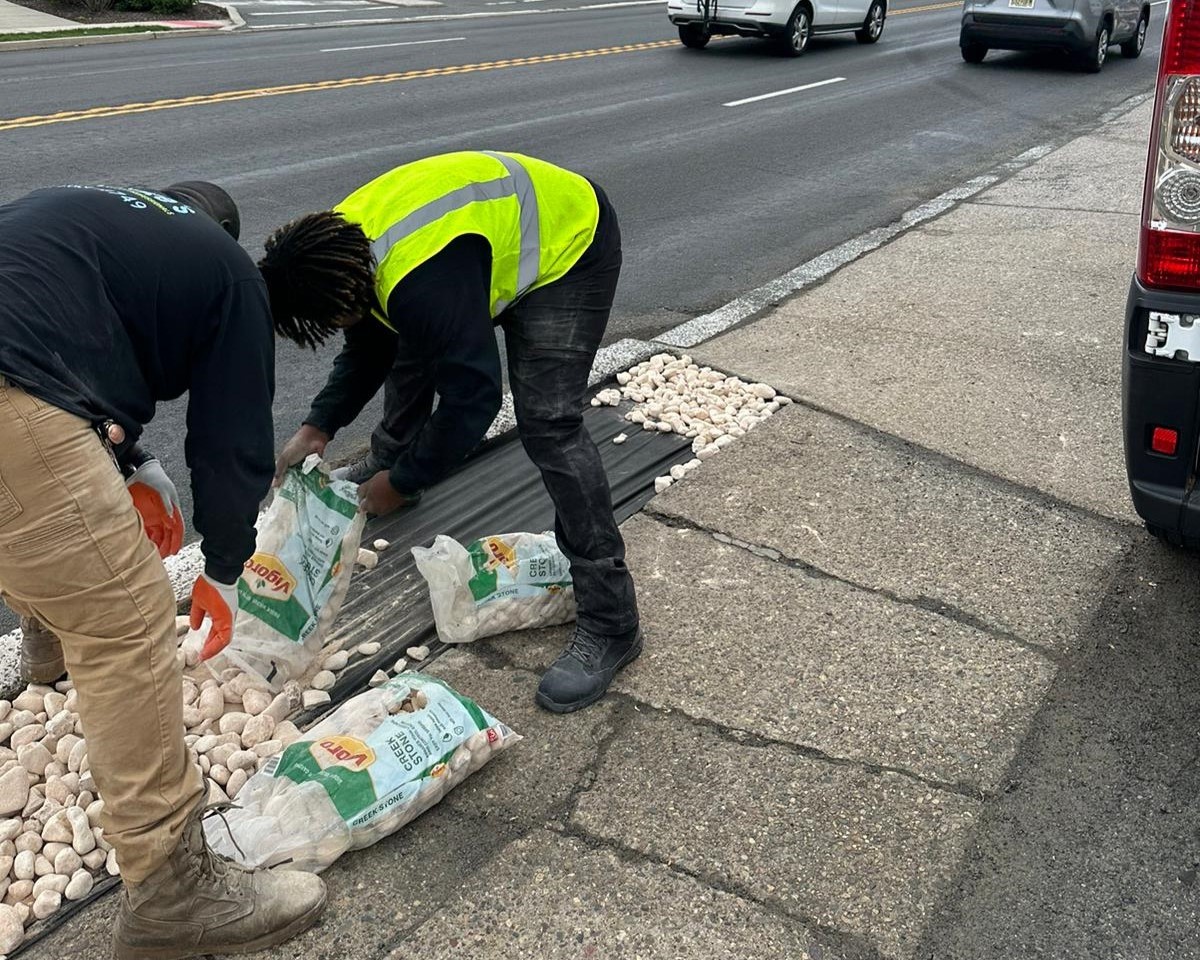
[210,0,244,28]
[0,19,232,51]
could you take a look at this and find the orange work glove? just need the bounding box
[189,574,239,660]
[126,459,185,558]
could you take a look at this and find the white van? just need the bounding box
[666,0,886,56]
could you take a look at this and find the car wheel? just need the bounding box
[961,42,987,63]
[1146,523,1200,553]
[776,4,812,56]
[1121,12,1147,58]
[1081,23,1109,72]
[855,0,885,42]
[678,23,711,48]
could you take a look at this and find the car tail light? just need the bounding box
[1139,0,1200,289]
[1152,425,1180,454]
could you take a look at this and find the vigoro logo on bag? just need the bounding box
[481,537,517,574]
[243,553,298,600]
[311,736,376,772]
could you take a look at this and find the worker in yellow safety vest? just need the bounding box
[268,151,640,714]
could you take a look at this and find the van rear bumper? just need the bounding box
[1123,276,1200,536]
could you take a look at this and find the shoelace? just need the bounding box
[566,629,607,667]
[191,802,250,897]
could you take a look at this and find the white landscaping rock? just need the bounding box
[355,548,378,570]
[275,722,301,747]
[11,851,33,882]
[16,743,51,778]
[406,645,430,662]
[40,811,71,845]
[64,867,93,901]
[52,847,81,876]
[32,873,67,897]
[67,807,94,855]
[32,889,60,920]
[241,689,272,717]
[226,769,248,799]
[0,903,22,953]
[309,671,336,692]
[218,713,250,736]
[302,690,330,710]
[198,687,224,721]
[239,715,275,749]
[355,642,381,657]
[322,651,349,673]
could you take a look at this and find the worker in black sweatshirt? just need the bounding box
[0,182,325,960]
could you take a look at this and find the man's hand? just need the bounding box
[274,425,330,486]
[189,574,239,660]
[126,460,185,558]
[358,470,421,517]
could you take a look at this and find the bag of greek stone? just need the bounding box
[227,455,365,687]
[412,532,576,643]
[203,674,520,872]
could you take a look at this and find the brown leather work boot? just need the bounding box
[19,616,65,684]
[112,808,327,960]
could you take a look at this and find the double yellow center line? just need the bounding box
[0,40,676,132]
[0,2,962,133]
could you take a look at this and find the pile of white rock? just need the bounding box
[591,353,790,493]
[0,597,430,953]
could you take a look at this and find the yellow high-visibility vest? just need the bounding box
[335,151,600,325]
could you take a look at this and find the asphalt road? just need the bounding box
[0,1,1164,550]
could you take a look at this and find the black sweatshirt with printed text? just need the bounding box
[0,186,275,583]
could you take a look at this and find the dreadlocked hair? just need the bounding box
[259,211,375,349]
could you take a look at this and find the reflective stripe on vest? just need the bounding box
[335,151,600,324]
[368,152,540,313]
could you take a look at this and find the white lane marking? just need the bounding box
[250,7,362,13]
[724,76,845,107]
[322,35,464,50]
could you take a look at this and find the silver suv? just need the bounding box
[667,0,887,56]
[959,0,1149,71]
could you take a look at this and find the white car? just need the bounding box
[667,0,886,55]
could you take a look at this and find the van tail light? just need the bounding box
[1139,0,1200,290]
[1151,425,1180,454]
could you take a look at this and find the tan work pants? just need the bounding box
[0,378,202,883]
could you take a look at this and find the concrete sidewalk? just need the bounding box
[0,0,74,30]
[25,99,1199,960]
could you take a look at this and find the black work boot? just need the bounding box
[20,616,65,684]
[112,807,327,960]
[535,626,642,714]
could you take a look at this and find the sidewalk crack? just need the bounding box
[605,690,991,803]
[551,822,889,960]
[642,510,1063,669]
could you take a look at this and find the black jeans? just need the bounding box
[371,245,639,638]
[499,244,639,639]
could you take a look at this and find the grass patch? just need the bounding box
[0,24,172,41]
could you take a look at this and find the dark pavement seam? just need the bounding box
[549,820,892,960]
[640,510,1067,670]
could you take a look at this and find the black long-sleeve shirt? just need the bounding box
[0,186,275,583]
[304,181,617,494]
